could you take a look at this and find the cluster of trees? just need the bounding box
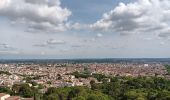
[71,71,91,79]
[11,84,37,98]
[91,76,170,100]
[1,76,170,100]
[42,76,170,100]
[0,86,11,94]
[43,86,111,100]
[0,84,42,99]
[71,71,107,82]
[165,65,170,75]
[0,71,11,75]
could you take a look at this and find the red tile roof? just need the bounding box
[0,93,8,97]
[6,96,20,100]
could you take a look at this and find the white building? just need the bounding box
[0,93,10,100]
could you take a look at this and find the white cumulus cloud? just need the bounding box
[91,0,170,38]
[0,0,71,32]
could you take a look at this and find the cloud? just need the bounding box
[0,51,20,55]
[59,49,69,53]
[159,28,170,38]
[91,0,170,37]
[71,45,83,48]
[40,51,46,55]
[25,0,60,6]
[71,44,87,48]
[0,43,18,54]
[160,42,166,45]
[0,43,14,50]
[112,45,125,49]
[46,39,66,45]
[96,33,103,38]
[33,43,47,47]
[143,37,152,41]
[69,23,90,30]
[33,39,66,48]
[0,0,71,32]
[168,38,170,41]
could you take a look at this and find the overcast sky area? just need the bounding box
[0,0,170,59]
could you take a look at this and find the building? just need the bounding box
[0,93,10,100]
[5,96,20,100]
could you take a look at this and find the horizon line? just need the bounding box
[1,57,170,60]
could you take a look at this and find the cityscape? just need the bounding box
[0,59,170,100]
[0,0,170,100]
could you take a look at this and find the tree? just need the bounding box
[46,94,58,100]
[73,96,85,100]
[45,87,57,95]
[0,86,11,94]
[92,73,106,82]
[124,89,147,100]
[12,84,35,98]
[19,84,34,98]
[147,90,158,100]
[90,80,96,90]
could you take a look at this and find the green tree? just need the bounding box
[19,84,34,97]
[0,86,11,94]
[72,96,85,100]
[46,94,58,100]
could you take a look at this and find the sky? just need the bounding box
[0,0,170,59]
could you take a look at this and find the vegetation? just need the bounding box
[90,76,170,100]
[11,83,43,99]
[0,86,11,94]
[0,71,11,75]
[43,86,111,100]
[165,65,170,75]
[40,76,170,100]
[71,71,91,79]
[71,71,107,82]
[1,73,170,100]
[11,84,34,97]
[23,75,44,84]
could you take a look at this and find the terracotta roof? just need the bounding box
[6,96,21,100]
[0,93,9,97]
[21,98,34,100]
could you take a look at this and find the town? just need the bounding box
[0,63,168,89]
[0,63,169,87]
[0,62,170,100]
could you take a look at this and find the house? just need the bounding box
[6,96,20,100]
[21,98,33,100]
[0,93,10,100]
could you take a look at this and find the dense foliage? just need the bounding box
[11,84,39,98]
[41,76,170,100]
[71,71,107,81]
[165,65,170,75]
[0,86,11,94]
[91,76,170,100]
[0,71,11,75]
[43,86,111,100]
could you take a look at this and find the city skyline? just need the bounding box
[0,0,170,59]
